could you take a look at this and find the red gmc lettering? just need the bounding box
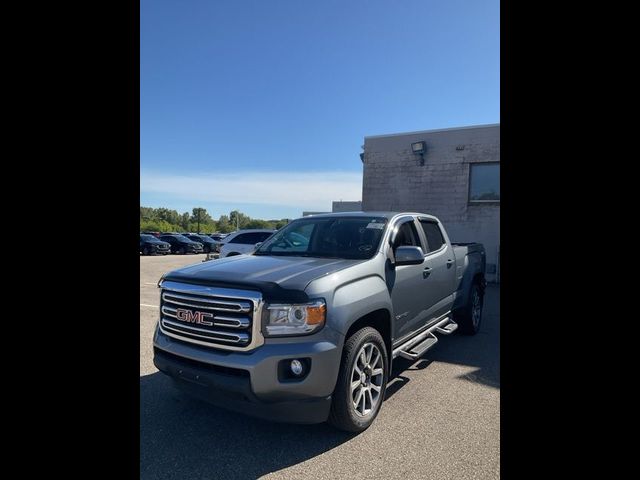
[175,308,214,326]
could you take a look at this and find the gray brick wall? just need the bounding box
[332,200,362,212]
[362,124,500,282]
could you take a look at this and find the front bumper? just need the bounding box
[153,326,343,424]
[144,244,170,254]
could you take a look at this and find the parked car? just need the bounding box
[141,231,162,238]
[218,229,276,257]
[210,233,228,242]
[186,234,218,253]
[158,234,204,254]
[154,212,486,432]
[140,234,171,255]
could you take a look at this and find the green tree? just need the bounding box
[244,219,271,229]
[140,206,156,221]
[217,215,232,233]
[179,212,190,231]
[141,206,294,234]
[190,207,215,233]
[229,210,250,230]
[190,207,213,224]
[155,208,180,225]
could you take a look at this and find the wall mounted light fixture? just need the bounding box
[411,141,427,165]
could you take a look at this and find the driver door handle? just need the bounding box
[446,259,454,268]
[423,267,432,279]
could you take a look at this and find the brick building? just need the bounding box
[332,200,362,212]
[361,124,500,282]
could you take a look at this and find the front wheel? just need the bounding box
[328,327,388,432]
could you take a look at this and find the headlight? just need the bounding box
[263,300,326,337]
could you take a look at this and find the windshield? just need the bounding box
[173,235,192,242]
[255,216,388,259]
[193,235,211,242]
[140,235,156,241]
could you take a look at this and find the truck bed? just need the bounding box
[451,242,484,255]
[452,242,486,310]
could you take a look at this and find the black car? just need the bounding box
[186,234,218,253]
[140,234,171,255]
[158,234,204,254]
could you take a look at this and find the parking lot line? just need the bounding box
[140,304,159,308]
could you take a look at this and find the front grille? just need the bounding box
[159,282,263,351]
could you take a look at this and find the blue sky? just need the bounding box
[140,0,500,219]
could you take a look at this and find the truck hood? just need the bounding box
[161,254,365,301]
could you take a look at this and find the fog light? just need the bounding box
[290,359,304,376]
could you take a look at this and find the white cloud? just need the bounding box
[140,170,363,210]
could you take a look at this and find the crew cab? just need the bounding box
[153,212,485,432]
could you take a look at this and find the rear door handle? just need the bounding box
[423,267,432,279]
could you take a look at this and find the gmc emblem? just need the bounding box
[175,308,214,326]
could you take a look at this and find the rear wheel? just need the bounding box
[142,246,150,256]
[328,327,388,432]
[454,282,483,335]
[178,246,186,255]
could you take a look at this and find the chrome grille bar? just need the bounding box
[161,318,249,344]
[162,292,251,312]
[161,306,250,329]
[158,280,265,351]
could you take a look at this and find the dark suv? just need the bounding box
[158,234,204,255]
[140,234,171,255]
[186,234,218,253]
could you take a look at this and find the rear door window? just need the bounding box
[230,233,251,244]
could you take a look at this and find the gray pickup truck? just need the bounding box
[153,212,486,432]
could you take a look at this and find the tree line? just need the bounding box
[140,206,290,234]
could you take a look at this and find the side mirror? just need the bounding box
[254,242,263,249]
[394,246,425,266]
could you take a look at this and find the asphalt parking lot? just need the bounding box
[140,254,500,479]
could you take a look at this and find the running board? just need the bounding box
[393,316,458,361]
[435,322,458,335]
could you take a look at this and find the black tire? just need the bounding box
[143,246,151,256]
[328,327,389,432]
[178,246,186,255]
[454,282,483,335]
